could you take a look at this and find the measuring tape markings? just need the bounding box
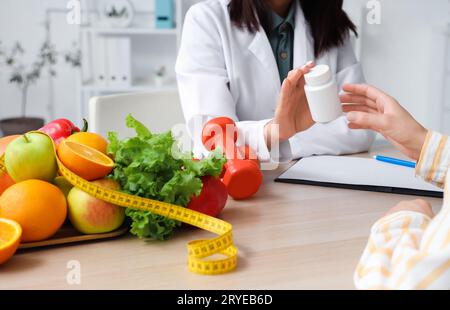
[0,146,238,275]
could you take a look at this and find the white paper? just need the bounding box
[278,156,443,193]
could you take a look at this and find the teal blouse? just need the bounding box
[266,4,296,83]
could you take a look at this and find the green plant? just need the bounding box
[106,6,128,18]
[156,66,166,78]
[0,40,81,118]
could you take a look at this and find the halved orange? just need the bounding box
[66,132,108,154]
[57,141,114,181]
[0,218,22,265]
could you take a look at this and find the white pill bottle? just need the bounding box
[304,65,342,123]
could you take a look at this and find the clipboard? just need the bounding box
[275,156,444,198]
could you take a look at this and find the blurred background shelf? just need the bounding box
[81,82,178,93]
[80,27,179,35]
[75,0,199,119]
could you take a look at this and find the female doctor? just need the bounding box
[176,0,375,161]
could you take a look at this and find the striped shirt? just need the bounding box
[354,131,450,290]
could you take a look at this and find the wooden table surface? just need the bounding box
[0,142,443,290]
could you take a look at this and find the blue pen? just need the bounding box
[374,155,416,169]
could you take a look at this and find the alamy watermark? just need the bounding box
[171,120,281,171]
[366,0,381,25]
[66,260,81,285]
[66,0,81,25]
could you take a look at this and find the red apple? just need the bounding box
[67,179,125,234]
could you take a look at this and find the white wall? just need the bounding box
[344,0,449,132]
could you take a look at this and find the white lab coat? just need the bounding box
[176,0,375,161]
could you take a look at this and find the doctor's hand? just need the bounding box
[264,62,315,146]
[340,84,428,161]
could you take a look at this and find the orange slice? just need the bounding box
[0,218,22,265]
[66,132,108,154]
[57,141,114,181]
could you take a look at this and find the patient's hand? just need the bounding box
[384,199,434,218]
[340,84,427,161]
[265,62,316,147]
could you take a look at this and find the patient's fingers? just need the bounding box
[340,94,378,110]
[348,123,366,130]
[342,84,386,102]
[342,104,378,114]
[385,199,434,218]
[346,111,385,131]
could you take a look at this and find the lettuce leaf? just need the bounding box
[107,115,225,240]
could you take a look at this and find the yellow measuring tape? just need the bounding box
[0,137,237,275]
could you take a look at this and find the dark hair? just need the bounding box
[229,0,357,58]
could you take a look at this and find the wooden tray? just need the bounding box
[18,224,129,250]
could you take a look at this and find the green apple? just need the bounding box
[53,176,73,197]
[5,132,57,183]
[67,179,125,234]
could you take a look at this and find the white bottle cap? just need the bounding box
[304,65,332,87]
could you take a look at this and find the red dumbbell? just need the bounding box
[202,117,263,200]
[202,117,238,154]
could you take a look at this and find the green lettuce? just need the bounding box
[107,115,225,240]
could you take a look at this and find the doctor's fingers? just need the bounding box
[296,63,315,87]
[301,61,315,73]
[279,78,295,104]
[287,61,314,78]
[286,70,302,87]
[340,94,378,110]
[342,84,387,102]
[287,68,309,88]
[346,111,387,132]
[295,63,315,86]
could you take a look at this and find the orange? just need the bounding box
[0,135,20,196]
[0,218,22,265]
[66,132,108,154]
[57,141,114,181]
[0,180,67,242]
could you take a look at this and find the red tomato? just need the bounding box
[187,176,228,217]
